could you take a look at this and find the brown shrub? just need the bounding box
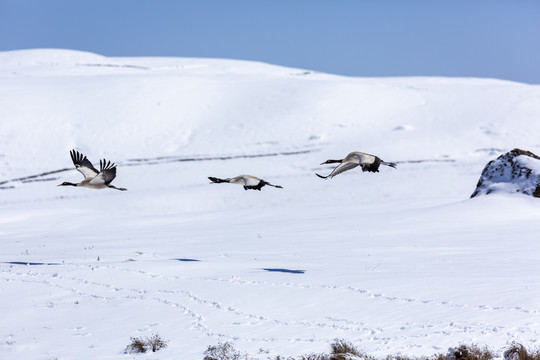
[127,337,147,353]
[204,341,251,360]
[330,339,367,360]
[446,344,494,360]
[127,333,167,354]
[504,343,540,360]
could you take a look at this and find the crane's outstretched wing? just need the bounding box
[70,150,99,179]
[88,159,117,185]
[317,162,359,179]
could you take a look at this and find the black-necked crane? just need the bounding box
[58,149,127,191]
[208,175,283,191]
[316,151,397,179]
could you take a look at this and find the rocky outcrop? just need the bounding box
[471,148,540,198]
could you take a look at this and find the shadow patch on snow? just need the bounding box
[3,261,61,266]
[290,71,314,76]
[76,63,149,70]
[395,159,456,164]
[393,125,414,131]
[263,268,305,274]
[174,258,201,262]
[475,148,505,156]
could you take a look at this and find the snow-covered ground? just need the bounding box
[1,49,540,360]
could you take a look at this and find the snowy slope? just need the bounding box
[1,49,540,360]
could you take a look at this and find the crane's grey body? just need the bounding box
[58,150,127,191]
[316,151,397,179]
[208,175,283,191]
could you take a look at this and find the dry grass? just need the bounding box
[147,333,168,352]
[127,337,146,353]
[504,343,540,360]
[200,341,540,360]
[330,339,369,360]
[204,341,252,360]
[298,354,329,360]
[446,344,494,360]
[127,333,167,354]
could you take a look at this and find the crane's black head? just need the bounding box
[58,181,77,187]
[320,159,341,165]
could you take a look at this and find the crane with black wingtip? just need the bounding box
[58,149,127,191]
[316,151,397,179]
[208,175,283,191]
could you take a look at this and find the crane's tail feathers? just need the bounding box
[382,162,397,169]
[208,177,228,183]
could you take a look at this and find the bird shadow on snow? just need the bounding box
[262,268,305,274]
[174,258,201,262]
[3,261,61,266]
[171,259,305,274]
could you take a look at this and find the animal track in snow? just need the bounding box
[3,260,540,350]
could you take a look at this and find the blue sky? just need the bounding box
[1,0,539,83]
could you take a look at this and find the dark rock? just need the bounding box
[471,148,540,198]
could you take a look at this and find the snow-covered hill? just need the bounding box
[1,49,540,360]
[472,149,540,198]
